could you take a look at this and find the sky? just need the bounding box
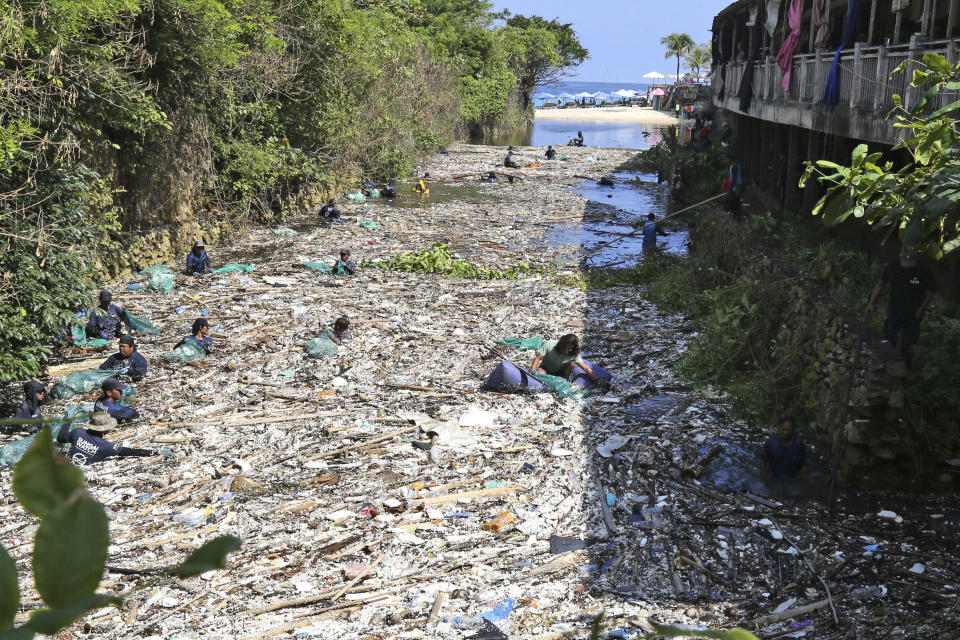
[491,0,735,83]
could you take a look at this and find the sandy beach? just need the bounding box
[535,105,677,125]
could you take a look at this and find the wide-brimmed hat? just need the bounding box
[88,411,118,432]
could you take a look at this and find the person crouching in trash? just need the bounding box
[333,249,356,275]
[95,378,139,423]
[530,334,608,389]
[57,411,164,466]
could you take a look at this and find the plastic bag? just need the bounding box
[306,336,338,358]
[498,337,544,352]
[51,370,122,400]
[164,340,207,365]
[121,310,161,335]
[273,227,297,237]
[346,192,366,202]
[303,262,332,273]
[534,372,587,400]
[358,220,379,230]
[148,267,176,293]
[70,324,109,348]
[0,405,93,467]
[140,265,172,275]
[212,264,256,274]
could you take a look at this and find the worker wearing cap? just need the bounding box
[95,378,139,422]
[186,240,210,275]
[12,381,47,433]
[333,249,356,276]
[57,411,160,466]
[86,290,124,340]
[100,335,148,381]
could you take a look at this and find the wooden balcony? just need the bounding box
[713,39,960,145]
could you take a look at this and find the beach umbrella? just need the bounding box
[557,92,576,98]
[614,89,637,97]
[650,88,666,96]
[534,92,555,99]
[574,91,594,98]
[642,71,667,80]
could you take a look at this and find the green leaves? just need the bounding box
[174,536,242,578]
[26,594,120,636]
[647,622,760,639]
[0,544,19,632]
[33,495,109,608]
[12,427,84,518]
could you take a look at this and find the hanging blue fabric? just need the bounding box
[823,0,859,110]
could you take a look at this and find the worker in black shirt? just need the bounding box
[100,335,148,381]
[866,249,936,362]
[57,411,160,466]
[11,381,47,433]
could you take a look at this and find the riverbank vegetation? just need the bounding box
[593,208,960,458]
[0,0,585,379]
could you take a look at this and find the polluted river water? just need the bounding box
[2,142,957,638]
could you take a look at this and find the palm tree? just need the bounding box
[660,32,695,82]
[683,43,712,80]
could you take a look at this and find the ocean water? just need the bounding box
[537,80,653,96]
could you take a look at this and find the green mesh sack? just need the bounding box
[71,325,109,348]
[51,370,122,400]
[212,264,256,274]
[535,372,588,400]
[273,227,297,237]
[164,340,207,365]
[498,337,544,351]
[346,192,366,201]
[303,262,332,273]
[367,188,380,198]
[149,268,176,293]
[121,310,161,335]
[140,265,172,275]
[333,261,350,276]
[358,220,379,230]
[0,405,92,467]
[306,336,338,358]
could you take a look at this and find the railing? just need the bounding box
[714,39,960,128]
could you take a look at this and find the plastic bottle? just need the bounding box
[482,511,517,532]
[851,585,888,601]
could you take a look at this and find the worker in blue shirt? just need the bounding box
[186,241,210,275]
[382,179,397,198]
[86,290,124,340]
[642,213,668,248]
[94,378,139,423]
[333,249,356,275]
[174,318,213,354]
[319,199,340,219]
[100,335,148,381]
[57,411,159,466]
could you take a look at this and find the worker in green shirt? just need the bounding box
[530,334,606,387]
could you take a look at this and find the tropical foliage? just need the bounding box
[661,32,695,82]
[0,0,586,380]
[801,52,960,260]
[683,43,712,78]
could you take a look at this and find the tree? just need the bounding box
[661,32,695,82]
[502,14,588,103]
[683,43,711,80]
[801,53,960,260]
